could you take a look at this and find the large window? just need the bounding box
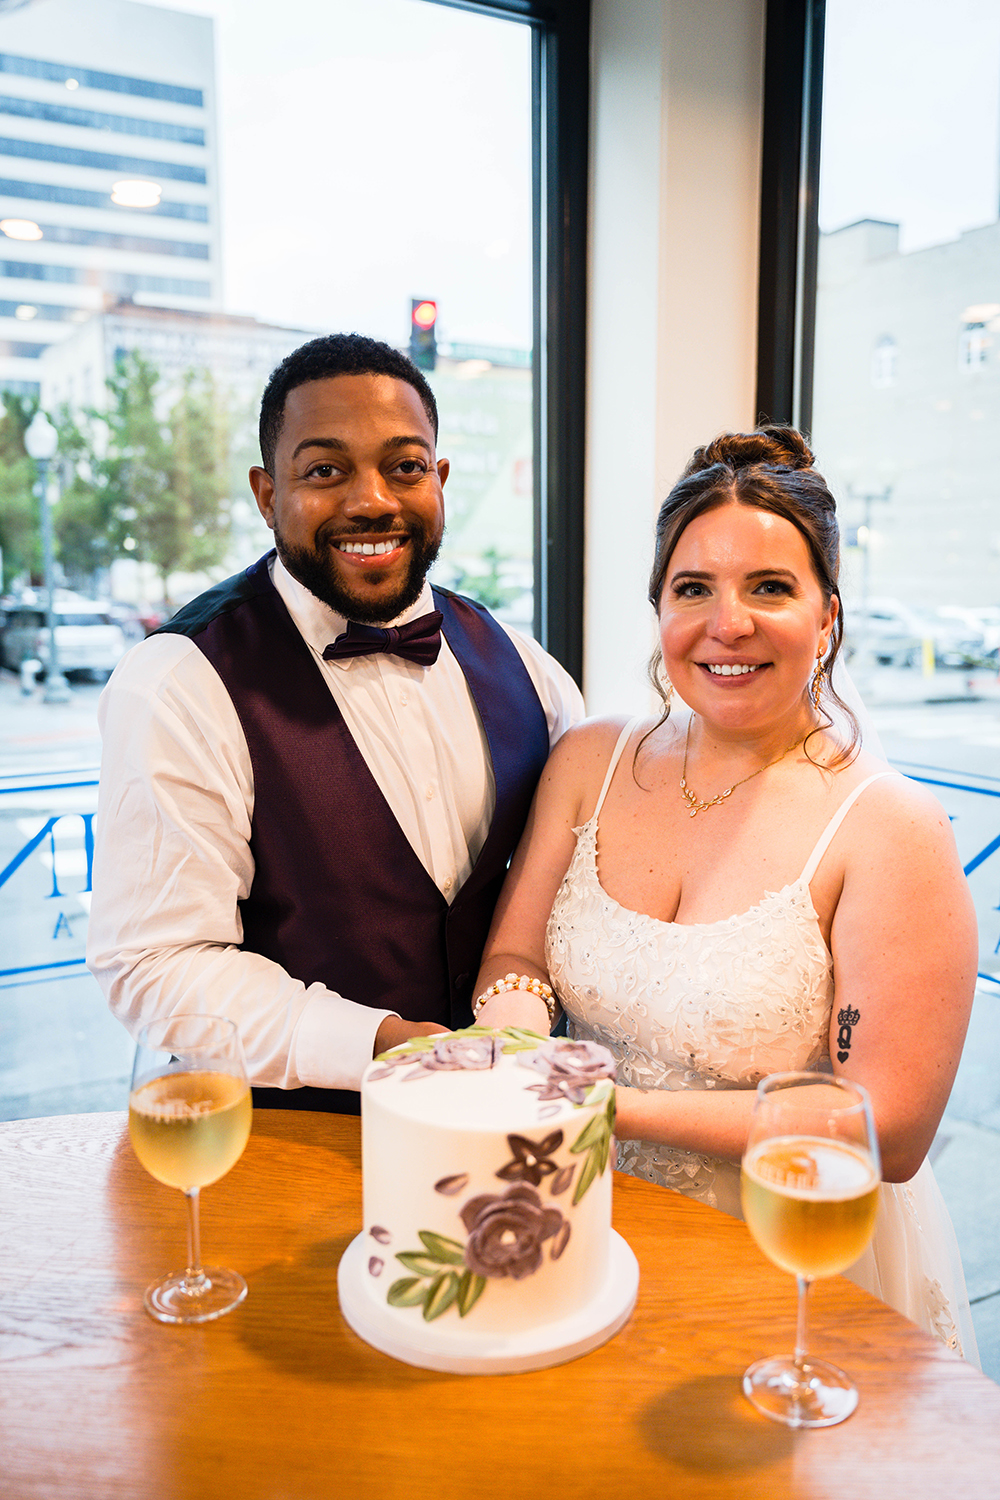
[761,0,1000,1372]
[807,0,1000,990]
[0,0,588,1119]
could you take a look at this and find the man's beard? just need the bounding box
[274,519,442,625]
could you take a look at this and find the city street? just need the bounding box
[1,663,998,1375]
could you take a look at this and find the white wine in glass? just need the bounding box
[740,1071,881,1427]
[129,1013,252,1324]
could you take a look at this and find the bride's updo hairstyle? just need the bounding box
[647,425,859,760]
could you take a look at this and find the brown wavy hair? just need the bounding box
[646,425,859,763]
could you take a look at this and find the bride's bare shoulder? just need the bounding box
[835,747,959,852]
[543,713,655,795]
[551,712,662,765]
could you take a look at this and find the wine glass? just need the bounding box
[740,1070,881,1427]
[129,1013,252,1324]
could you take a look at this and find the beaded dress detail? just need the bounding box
[545,718,978,1363]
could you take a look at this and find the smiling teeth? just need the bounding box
[707,663,759,675]
[336,539,400,556]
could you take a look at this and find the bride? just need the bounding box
[472,427,979,1363]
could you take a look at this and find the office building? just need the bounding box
[0,0,218,396]
[813,217,1000,606]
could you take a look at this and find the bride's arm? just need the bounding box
[823,773,976,1181]
[471,719,626,1033]
[615,775,977,1182]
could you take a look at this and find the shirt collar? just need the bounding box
[270,553,437,664]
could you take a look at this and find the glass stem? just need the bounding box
[183,1186,208,1292]
[794,1274,811,1369]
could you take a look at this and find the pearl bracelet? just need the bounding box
[472,972,558,1027]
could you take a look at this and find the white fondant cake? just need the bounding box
[338,1027,637,1370]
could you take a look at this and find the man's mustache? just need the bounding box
[320,517,412,543]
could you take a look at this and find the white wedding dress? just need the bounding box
[546,718,979,1364]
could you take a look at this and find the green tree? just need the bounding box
[167,368,232,582]
[446,546,520,612]
[2,354,234,602]
[52,406,118,590]
[95,351,232,605]
[0,393,40,590]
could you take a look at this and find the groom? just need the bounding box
[87,333,583,1113]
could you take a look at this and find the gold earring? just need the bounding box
[811,645,826,711]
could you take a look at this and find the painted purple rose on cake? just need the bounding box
[368,1031,502,1082]
[385,1187,571,1321]
[461,1185,568,1279]
[521,1038,615,1104]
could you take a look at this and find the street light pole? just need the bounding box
[847,483,892,671]
[24,409,70,704]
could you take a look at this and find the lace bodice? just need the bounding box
[547,813,834,1085]
[544,720,891,1214]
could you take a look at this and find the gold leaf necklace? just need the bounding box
[679,715,810,817]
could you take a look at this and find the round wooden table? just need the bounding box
[1,1110,998,1499]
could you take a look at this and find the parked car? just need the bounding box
[0,594,130,681]
[938,604,1000,661]
[842,598,987,670]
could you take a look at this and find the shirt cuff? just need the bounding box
[291,989,398,1091]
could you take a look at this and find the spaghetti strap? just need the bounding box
[589,716,645,821]
[800,770,899,885]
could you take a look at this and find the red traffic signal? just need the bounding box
[410,298,437,370]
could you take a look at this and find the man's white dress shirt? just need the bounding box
[87,556,584,1091]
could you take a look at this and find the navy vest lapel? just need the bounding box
[433,587,550,901]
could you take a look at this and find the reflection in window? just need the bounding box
[959,321,990,371]
[813,0,1000,615]
[871,334,898,387]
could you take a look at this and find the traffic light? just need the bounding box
[410,298,437,371]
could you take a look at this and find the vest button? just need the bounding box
[454,972,469,989]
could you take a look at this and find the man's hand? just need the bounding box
[373,1015,449,1058]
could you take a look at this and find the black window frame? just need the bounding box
[756,0,825,439]
[427,0,590,681]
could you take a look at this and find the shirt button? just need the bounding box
[425,784,435,800]
[399,692,409,707]
[443,875,454,893]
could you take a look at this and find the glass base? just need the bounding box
[743,1354,859,1428]
[143,1266,248,1324]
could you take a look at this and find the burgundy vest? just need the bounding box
[159,553,551,1112]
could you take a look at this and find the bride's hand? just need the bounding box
[474,991,556,1034]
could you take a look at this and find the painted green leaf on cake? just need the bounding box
[569,1089,616,1203]
[423,1271,461,1322]
[387,1277,427,1308]
[372,1035,437,1064]
[392,1233,488,1322]
[456,1269,487,1317]
[418,1230,466,1265]
[499,1025,548,1054]
[569,1113,607,1154]
[572,1148,602,1205]
[396,1251,448,1277]
[583,1078,615,1109]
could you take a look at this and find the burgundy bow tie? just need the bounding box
[322,610,443,667]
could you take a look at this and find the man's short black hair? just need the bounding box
[258,332,439,474]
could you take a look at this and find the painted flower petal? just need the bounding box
[434,1173,470,1196]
